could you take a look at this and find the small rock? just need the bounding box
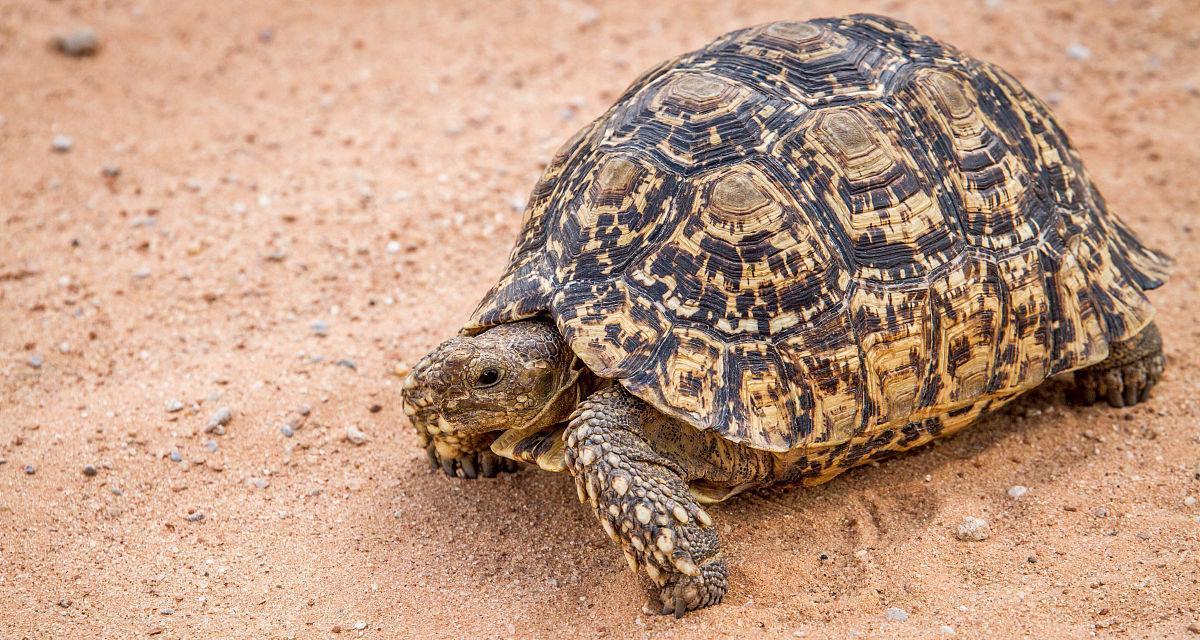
[335,358,357,371]
[164,398,184,413]
[1188,622,1200,634]
[203,440,218,453]
[311,320,329,337]
[386,240,401,254]
[250,477,269,489]
[955,516,990,541]
[110,486,123,496]
[354,621,367,631]
[345,425,369,445]
[27,354,44,369]
[160,608,174,616]
[24,464,35,475]
[1185,496,1197,507]
[368,403,382,413]
[169,451,182,463]
[280,424,295,438]
[941,625,956,635]
[51,135,74,153]
[54,28,100,57]
[184,511,205,522]
[82,464,98,477]
[206,407,232,434]
[1007,485,1028,499]
[1066,43,1092,61]
[885,607,908,621]
[331,625,342,634]
[58,598,72,608]
[1092,506,1108,518]
[297,405,311,416]
[101,164,121,178]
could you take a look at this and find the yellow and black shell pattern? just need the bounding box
[464,14,1170,453]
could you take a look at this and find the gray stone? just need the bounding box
[885,607,909,622]
[310,320,329,337]
[54,28,100,57]
[206,406,232,434]
[164,398,184,413]
[28,354,44,369]
[82,464,98,477]
[345,425,368,445]
[51,135,74,153]
[954,516,990,541]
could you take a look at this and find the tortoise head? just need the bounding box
[401,319,579,477]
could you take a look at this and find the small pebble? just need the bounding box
[250,477,269,489]
[345,425,369,445]
[101,164,121,178]
[885,607,908,621]
[354,621,367,630]
[169,451,182,463]
[160,608,174,616]
[206,406,232,434]
[281,424,295,438]
[955,516,990,541]
[311,320,329,337]
[1007,485,1028,499]
[386,240,401,254]
[368,403,382,413]
[184,511,205,522]
[1187,622,1200,634]
[941,625,956,635]
[1066,43,1092,61]
[297,405,311,416]
[24,464,36,475]
[1092,506,1108,518]
[28,354,44,369]
[54,28,100,56]
[203,440,218,453]
[164,398,184,413]
[110,486,123,496]
[82,464,98,477]
[51,135,74,153]
[1185,496,1197,507]
[335,358,357,371]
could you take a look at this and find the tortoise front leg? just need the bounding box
[563,387,727,617]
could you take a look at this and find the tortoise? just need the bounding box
[400,13,1170,616]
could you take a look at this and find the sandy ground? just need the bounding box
[1,0,1199,638]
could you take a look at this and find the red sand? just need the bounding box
[1,1,1198,638]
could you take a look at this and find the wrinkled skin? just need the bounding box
[401,319,576,478]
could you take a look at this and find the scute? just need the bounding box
[466,14,1170,453]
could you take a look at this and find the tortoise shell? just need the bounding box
[465,14,1170,452]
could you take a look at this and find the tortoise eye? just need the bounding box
[474,368,502,388]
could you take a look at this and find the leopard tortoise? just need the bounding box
[401,14,1170,616]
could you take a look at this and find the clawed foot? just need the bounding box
[564,388,728,618]
[1072,352,1164,408]
[425,443,520,479]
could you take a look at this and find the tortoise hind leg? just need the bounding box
[563,387,727,617]
[1072,321,1165,408]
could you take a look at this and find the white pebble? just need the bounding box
[941,625,956,635]
[1007,485,1028,499]
[1066,43,1092,61]
[52,135,74,152]
[386,240,401,254]
[955,516,991,541]
[345,425,369,445]
[1185,496,1197,507]
[885,607,909,621]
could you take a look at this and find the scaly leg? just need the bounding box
[1072,321,1166,408]
[563,387,727,617]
